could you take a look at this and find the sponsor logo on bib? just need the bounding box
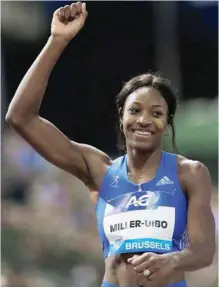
[126,192,159,208]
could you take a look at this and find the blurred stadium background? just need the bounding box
[1,1,218,287]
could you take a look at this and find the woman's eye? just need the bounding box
[129,108,139,114]
[152,111,163,117]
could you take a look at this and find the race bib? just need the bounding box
[103,191,175,255]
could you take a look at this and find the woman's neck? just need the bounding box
[126,146,162,173]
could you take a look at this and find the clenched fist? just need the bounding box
[51,2,88,43]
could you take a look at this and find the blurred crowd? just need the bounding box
[2,129,104,287]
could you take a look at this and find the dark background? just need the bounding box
[2,1,218,154]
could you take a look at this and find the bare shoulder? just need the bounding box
[176,154,212,197]
[177,154,208,175]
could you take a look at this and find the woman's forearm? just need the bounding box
[172,245,214,272]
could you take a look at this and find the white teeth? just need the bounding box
[134,130,152,136]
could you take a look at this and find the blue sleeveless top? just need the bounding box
[95,151,189,258]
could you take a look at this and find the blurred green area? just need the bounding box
[164,99,218,183]
[2,226,104,287]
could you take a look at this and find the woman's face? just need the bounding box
[122,87,169,151]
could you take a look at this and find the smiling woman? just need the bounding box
[116,73,178,154]
[5,2,215,287]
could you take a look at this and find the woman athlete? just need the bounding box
[6,3,215,287]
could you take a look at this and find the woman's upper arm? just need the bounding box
[181,160,215,260]
[10,115,111,188]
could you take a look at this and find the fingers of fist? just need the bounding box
[133,256,157,274]
[127,253,160,278]
[55,2,87,23]
[128,253,155,266]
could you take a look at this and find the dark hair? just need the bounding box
[116,72,179,153]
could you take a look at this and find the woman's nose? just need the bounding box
[136,113,152,125]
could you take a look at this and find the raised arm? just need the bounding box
[5,3,111,190]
